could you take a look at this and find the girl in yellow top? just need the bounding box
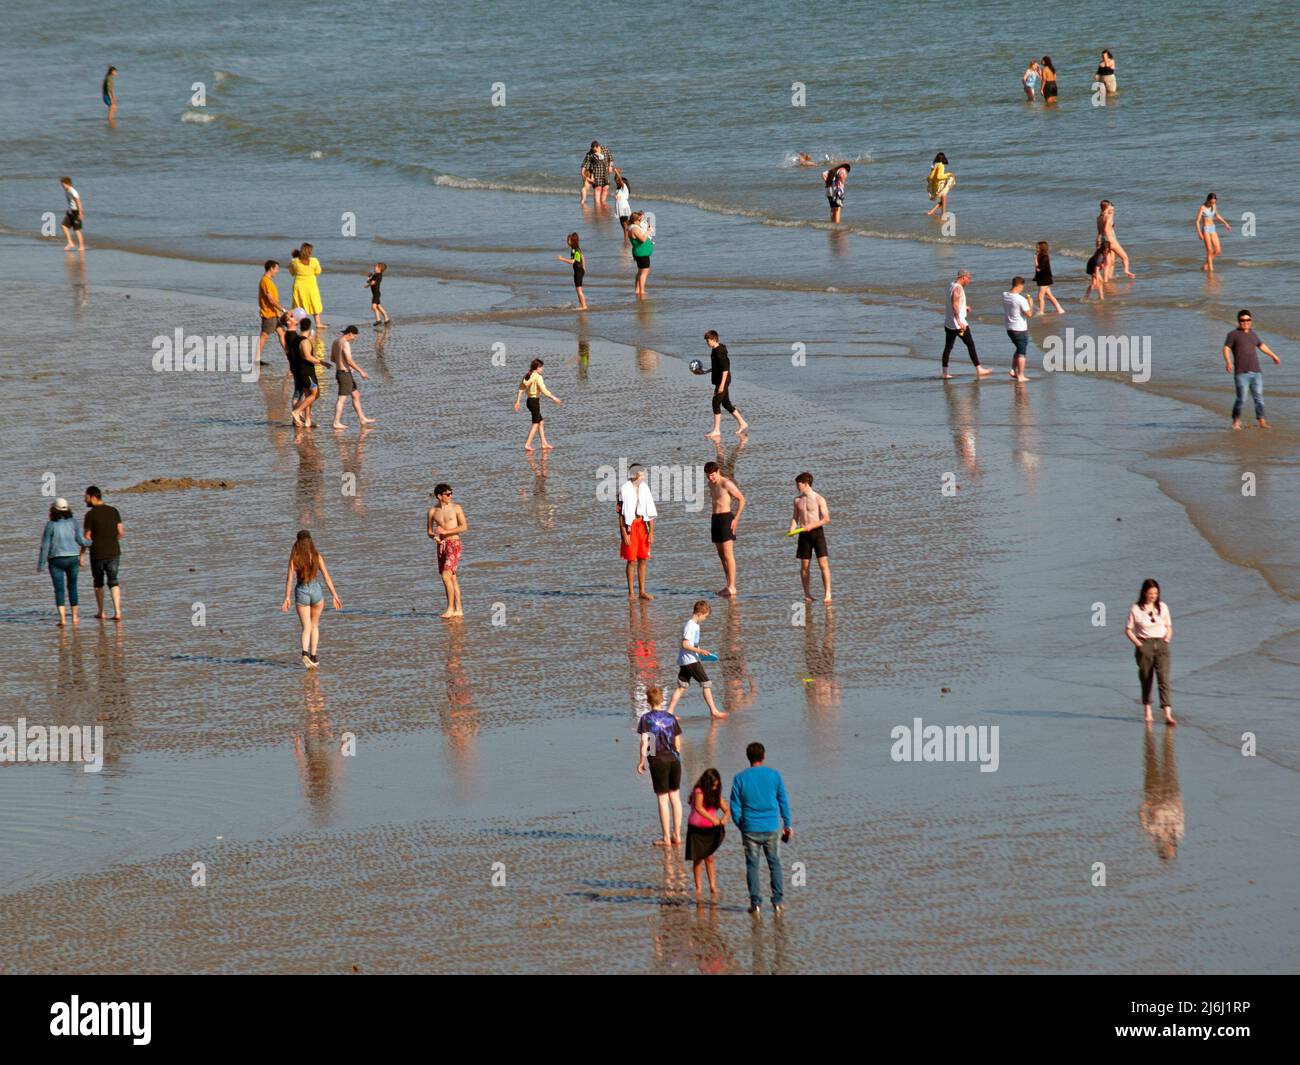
[290,243,324,320]
[513,357,562,451]
[926,153,955,218]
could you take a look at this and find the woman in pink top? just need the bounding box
[685,767,729,895]
[1124,578,1174,726]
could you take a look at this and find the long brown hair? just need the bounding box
[290,530,320,583]
[520,357,543,390]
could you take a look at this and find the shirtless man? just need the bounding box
[705,461,745,598]
[330,325,376,430]
[790,472,831,603]
[1097,200,1136,280]
[427,483,467,618]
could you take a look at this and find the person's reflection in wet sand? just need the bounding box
[689,898,736,974]
[626,600,659,715]
[1010,380,1039,490]
[290,671,344,827]
[711,434,748,480]
[576,337,591,385]
[635,346,658,375]
[720,602,756,715]
[65,252,88,319]
[258,355,293,454]
[802,609,840,741]
[522,450,554,530]
[650,848,692,972]
[438,622,479,797]
[1139,725,1184,861]
[293,427,325,527]
[828,226,849,258]
[91,622,133,764]
[748,905,792,974]
[336,425,372,518]
[943,378,981,477]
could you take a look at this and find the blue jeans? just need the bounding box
[742,830,783,907]
[48,555,80,607]
[1233,372,1264,421]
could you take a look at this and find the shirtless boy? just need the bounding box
[790,472,831,603]
[427,483,467,618]
[705,460,745,598]
[330,325,377,430]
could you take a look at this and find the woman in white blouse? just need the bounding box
[1125,578,1174,726]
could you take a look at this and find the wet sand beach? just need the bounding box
[0,245,1296,973]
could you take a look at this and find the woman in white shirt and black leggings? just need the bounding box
[1125,578,1175,726]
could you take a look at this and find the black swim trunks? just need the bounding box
[711,388,736,415]
[711,512,735,544]
[572,267,585,288]
[648,754,681,795]
[796,528,828,559]
[677,662,711,688]
[634,255,651,270]
[63,210,82,231]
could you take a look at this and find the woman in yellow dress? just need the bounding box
[289,243,324,321]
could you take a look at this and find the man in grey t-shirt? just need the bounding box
[1223,309,1282,430]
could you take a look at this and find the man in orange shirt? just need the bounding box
[257,260,286,362]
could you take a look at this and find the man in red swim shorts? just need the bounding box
[427,482,466,619]
[618,463,657,601]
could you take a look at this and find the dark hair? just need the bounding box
[264,259,279,271]
[1036,240,1050,260]
[823,162,850,187]
[704,461,719,475]
[1102,50,1113,61]
[60,176,72,185]
[1041,56,1055,73]
[693,768,723,810]
[299,315,314,332]
[1011,275,1025,287]
[342,325,359,336]
[746,742,766,765]
[590,140,600,149]
[933,152,948,165]
[1136,579,1162,611]
[49,503,72,521]
[376,262,387,272]
[704,329,719,342]
[520,357,543,389]
[566,232,580,250]
[85,485,103,501]
[301,242,313,253]
[1237,309,1252,321]
[1205,192,1217,204]
[796,471,814,486]
[434,482,452,497]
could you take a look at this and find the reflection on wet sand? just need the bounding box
[943,380,980,477]
[635,346,658,375]
[64,253,88,319]
[711,433,747,478]
[258,357,293,454]
[522,451,554,530]
[1139,726,1184,861]
[802,609,840,725]
[293,428,325,528]
[749,909,791,975]
[720,602,756,715]
[336,425,372,518]
[371,323,392,374]
[625,600,659,716]
[438,623,478,797]
[576,337,591,384]
[290,672,345,826]
[1010,381,1039,490]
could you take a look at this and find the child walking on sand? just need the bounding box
[666,601,727,719]
[427,483,467,618]
[1033,241,1064,314]
[614,171,632,242]
[685,767,729,894]
[514,358,561,451]
[365,263,389,324]
[330,325,376,430]
[636,686,683,847]
[556,232,587,309]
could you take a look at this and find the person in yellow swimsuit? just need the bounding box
[290,243,324,320]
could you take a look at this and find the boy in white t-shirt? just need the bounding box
[1002,276,1034,382]
[60,177,84,252]
[666,601,727,719]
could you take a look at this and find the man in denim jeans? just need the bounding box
[1223,309,1282,431]
[729,741,793,917]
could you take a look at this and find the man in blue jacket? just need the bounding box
[729,741,793,916]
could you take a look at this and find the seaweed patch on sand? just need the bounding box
[119,477,236,493]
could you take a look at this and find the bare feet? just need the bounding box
[1124,270,1136,279]
[1231,420,1243,431]
[976,366,993,376]
[710,710,729,720]
[941,372,953,380]
[638,592,655,600]
[736,423,749,435]
[542,443,555,450]
[112,614,122,622]
[332,422,346,429]
[1164,710,1177,726]
[360,416,376,425]
[823,595,832,603]
[653,839,671,847]
[804,595,814,603]
[717,588,734,598]
[705,431,721,439]
[1259,419,1271,430]
[524,445,534,452]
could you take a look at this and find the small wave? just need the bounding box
[782,151,873,168]
[309,150,324,159]
[181,110,216,124]
[212,69,238,88]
